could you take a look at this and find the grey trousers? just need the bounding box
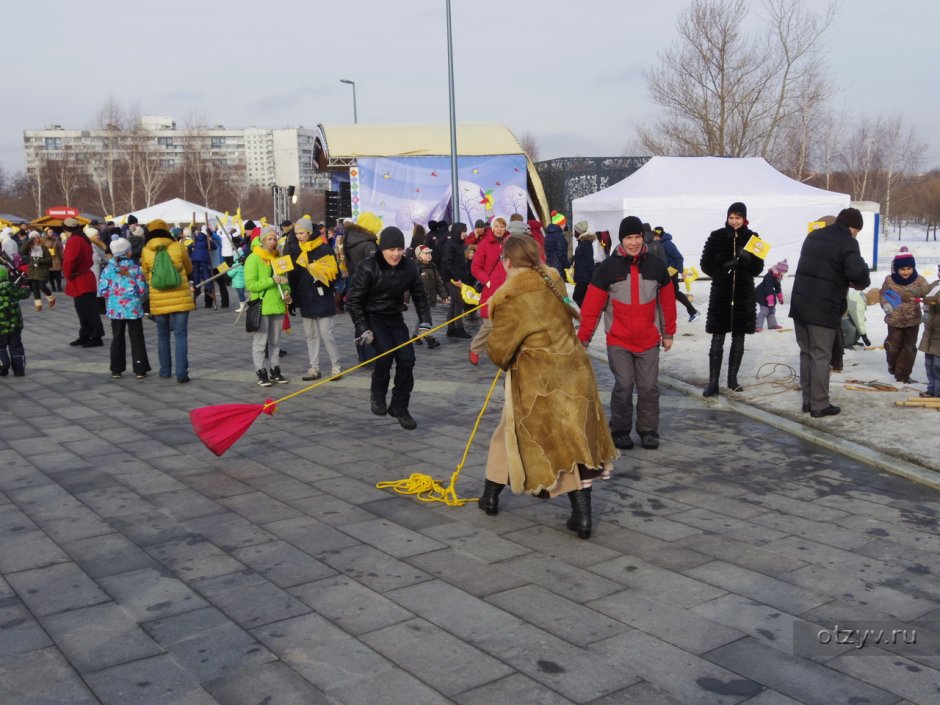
[607,345,661,435]
[252,314,281,370]
[302,316,340,370]
[794,320,836,411]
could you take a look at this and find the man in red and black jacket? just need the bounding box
[578,216,676,451]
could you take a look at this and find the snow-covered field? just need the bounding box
[583,226,940,473]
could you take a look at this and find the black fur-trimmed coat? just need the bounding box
[700,225,764,334]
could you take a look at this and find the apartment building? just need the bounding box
[23,117,328,190]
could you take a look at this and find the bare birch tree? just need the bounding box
[638,0,835,163]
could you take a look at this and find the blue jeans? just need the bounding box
[925,353,940,396]
[155,311,189,379]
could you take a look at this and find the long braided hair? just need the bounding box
[502,234,581,320]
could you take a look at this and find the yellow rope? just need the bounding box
[262,302,484,411]
[727,362,799,401]
[376,368,503,506]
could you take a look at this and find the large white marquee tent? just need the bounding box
[572,157,854,269]
[114,198,227,227]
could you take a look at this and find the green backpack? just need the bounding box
[151,245,182,290]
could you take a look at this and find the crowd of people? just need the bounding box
[2,202,939,540]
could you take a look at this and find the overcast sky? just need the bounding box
[3,0,938,174]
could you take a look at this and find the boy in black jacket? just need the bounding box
[346,227,433,429]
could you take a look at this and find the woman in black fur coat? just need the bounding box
[699,202,765,395]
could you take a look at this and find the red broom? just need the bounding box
[189,399,276,457]
[189,303,483,456]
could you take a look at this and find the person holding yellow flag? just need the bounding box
[245,226,292,387]
[286,216,342,381]
[699,202,765,395]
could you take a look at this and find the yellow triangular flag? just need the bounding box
[743,234,770,260]
[271,256,294,275]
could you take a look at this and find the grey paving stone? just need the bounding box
[601,505,705,542]
[386,579,524,643]
[0,603,53,656]
[750,512,877,552]
[143,606,277,685]
[40,601,163,673]
[264,515,362,555]
[217,492,301,524]
[9,482,114,542]
[62,531,159,578]
[593,629,764,705]
[205,661,335,705]
[588,588,744,654]
[112,510,192,546]
[487,584,630,647]
[74,485,156,521]
[83,653,220,705]
[685,561,831,615]
[590,555,727,607]
[474,622,642,702]
[288,492,385,526]
[99,567,210,622]
[500,524,623,568]
[328,666,456,705]
[0,646,99,705]
[781,564,935,621]
[148,489,224,521]
[0,528,70,573]
[655,486,769,520]
[230,539,336,588]
[405,548,531,597]
[455,673,577,705]
[827,651,940,705]
[339,517,447,558]
[692,593,827,658]
[49,466,124,494]
[184,511,278,552]
[742,492,851,522]
[145,534,246,582]
[705,638,897,705]
[6,561,110,617]
[319,543,435,593]
[313,475,391,505]
[191,569,310,629]
[420,519,537,564]
[763,535,906,583]
[178,471,255,499]
[677,534,809,576]
[586,680,687,705]
[360,496,457,532]
[242,472,321,502]
[363,617,514,696]
[251,612,396,693]
[737,690,808,705]
[289,575,413,636]
[836,513,940,555]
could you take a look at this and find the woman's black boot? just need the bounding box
[566,487,592,539]
[727,333,745,392]
[703,333,724,397]
[478,480,504,516]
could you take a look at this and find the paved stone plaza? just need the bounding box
[1,301,939,705]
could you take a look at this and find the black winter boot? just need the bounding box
[256,369,272,387]
[727,333,745,392]
[478,479,505,515]
[566,487,592,539]
[11,354,25,377]
[269,366,289,384]
[371,394,388,416]
[703,334,724,397]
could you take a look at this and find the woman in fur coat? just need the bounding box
[477,234,618,539]
[699,202,764,395]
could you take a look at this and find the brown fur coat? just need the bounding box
[487,267,617,495]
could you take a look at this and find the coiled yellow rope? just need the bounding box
[376,368,503,506]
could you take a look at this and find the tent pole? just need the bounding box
[445,0,459,222]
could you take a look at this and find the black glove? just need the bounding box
[288,305,297,316]
[861,334,871,346]
[722,259,736,271]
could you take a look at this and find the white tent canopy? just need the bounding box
[572,157,853,269]
[114,198,227,227]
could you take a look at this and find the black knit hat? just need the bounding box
[378,226,406,250]
[727,202,747,218]
[127,215,138,225]
[836,207,864,231]
[244,220,256,231]
[618,216,644,241]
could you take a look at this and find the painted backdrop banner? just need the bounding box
[351,155,528,232]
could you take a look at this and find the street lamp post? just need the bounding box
[339,79,358,124]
